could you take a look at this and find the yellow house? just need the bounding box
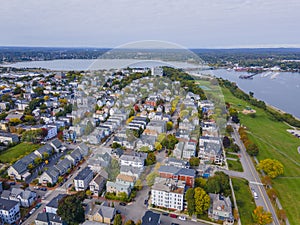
[86,202,116,224]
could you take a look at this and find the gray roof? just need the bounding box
[0,198,19,211]
[45,167,60,180]
[98,202,116,219]
[46,194,66,209]
[51,138,63,148]
[12,160,28,174]
[20,152,38,165]
[74,167,93,181]
[1,190,11,199]
[142,211,160,225]
[158,165,195,177]
[36,144,53,155]
[36,212,64,224]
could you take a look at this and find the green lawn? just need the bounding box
[232,178,256,225]
[226,152,240,159]
[227,159,244,172]
[220,87,300,225]
[0,142,40,163]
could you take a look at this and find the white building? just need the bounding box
[43,125,58,140]
[74,167,94,191]
[120,154,145,168]
[0,198,20,224]
[151,67,163,76]
[151,177,185,211]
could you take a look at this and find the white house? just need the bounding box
[151,177,185,211]
[0,198,20,224]
[74,167,94,191]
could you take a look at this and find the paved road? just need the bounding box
[231,124,280,225]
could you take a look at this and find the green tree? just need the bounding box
[186,188,195,216]
[194,187,210,215]
[252,206,273,225]
[146,172,158,187]
[57,192,85,225]
[111,142,122,149]
[154,142,162,151]
[114,214,122,225]
[34,157,42,165]
[247,143,259,156]
[195,177,207,188]
[205,172,231,197]
[189,157,200,167]
[145,152,156,166]
[257,159,284,179]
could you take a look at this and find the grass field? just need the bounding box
[226,152,240,159]
[219,87,300,225]
[0,142,40,163]
[232,177,256,225]
[227,159,244,172]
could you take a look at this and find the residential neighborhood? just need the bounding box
[0,66,277,225]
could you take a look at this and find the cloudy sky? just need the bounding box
[0,0,299,48]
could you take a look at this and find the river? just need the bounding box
[2,59,300,118]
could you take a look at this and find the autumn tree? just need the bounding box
[195,177,207,188]
[261,176,272,188]
[114,214,122,225]
[166,121,173,131]
[124,220,135,225]
[252,206,273,225]
[257,159,284,179]
[277,209,287,222]
[194,187,210,215]
[267,188,277,202]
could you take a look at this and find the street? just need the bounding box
[230,123,280,225]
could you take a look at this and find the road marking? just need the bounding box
[249,181,264,185]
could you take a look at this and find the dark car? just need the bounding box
[119,202,127,206]
[40,187,47,191]
[171,223,179,225]
[144,199,148,205]
[162,212,169,216]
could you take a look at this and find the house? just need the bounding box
[116,174,136,188]
[146,120,166,134]
[34,144,53,159]
[39,167,60,186]
[120,165,144,179]
[165,158,189,168]
[8,160,30,181]
[120,154,145,168]
[35,212,66,225]
[43,125,58,140]
[50,139,66,152]
[5,113,24,122]
[0,132,19,144]
[76,142,89,157]
[208,193,234,224]
[173,141,196,160]
[2,188,36,208]
[158,165,195,187]
[136,135,156,151]
[45,194,67,214]
[88,150,111,172]
[0,198,20,224]
[55,158,72,175]
[141,211,161,225]
[89,173,107,197]
[65,149,82,166]
[106,181,131,196]
[85,202,116,224]
[199,141,223,164]
[74,167,94,191]
[151,177,185,211]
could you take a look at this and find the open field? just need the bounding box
[227,159,244,172]
[220,86,300,225]
[0,142,40,163]
[232,177,256,225]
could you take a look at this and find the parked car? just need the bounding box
[178,216,186,221]
[144,199,148,205]
[29,208,36,215]
[35,203,42,209]
[40,187,47,191]
[119,202,127,206]
[171,223,179,225]
[170,214,177,218]
[162,212,169,216]
[253,191,258,199]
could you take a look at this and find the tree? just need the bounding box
[154,142,162,151]
[194,187,210,215]
[145,152,156,166]
[111,142,122,149]
[278,209,287,222]
[33,87,44,96]
[252,206,273,225]
[232,115,240,124]
[8,118,22,126]
[114,214,122,225]
[189,157,200,167]
[195,177,207,188]
[247,143,259,156]
[166,121,173,131]
[257,159,284,179]
[124,220,135,225]
[261,176,272,188]
[267,188,277,202]
[34,157,42,165]
[226,125,233,134]
[186,188,195,216]
[84,120,94,135]
[146,172,158,187]
[222,136,231,148]
[205,172,231,197]
[57,192,85,225]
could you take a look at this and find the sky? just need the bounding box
[0,0,300,48]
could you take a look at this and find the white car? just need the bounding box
[178,216,186,221]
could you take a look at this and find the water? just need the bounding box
[2,59,300,118]
[205,69,300,118]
